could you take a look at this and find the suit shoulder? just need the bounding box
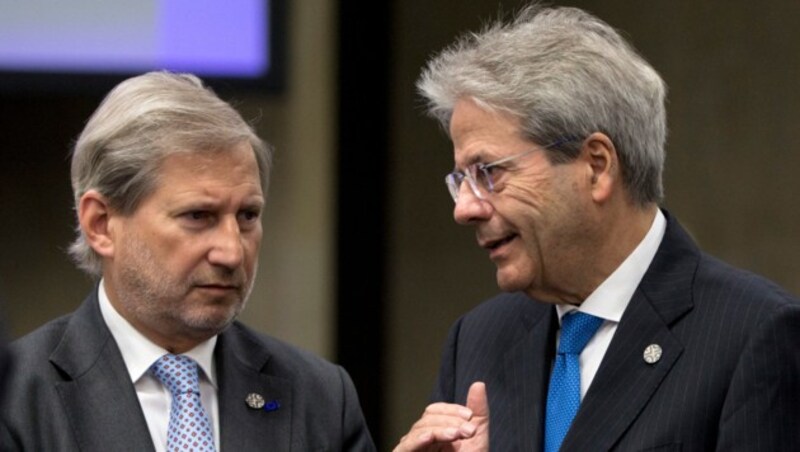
[446,291,550,348]
[689,252,800,350]
[2,313,77,447]
[7,313,73,364]
[459,291,548,327]
[695,252,798,308]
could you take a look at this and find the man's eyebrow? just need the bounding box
[454,149,489,171]
[466,152,485,165]
[468,148,509,170]
[241,198,265,209]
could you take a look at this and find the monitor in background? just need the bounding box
[0,0,286,94]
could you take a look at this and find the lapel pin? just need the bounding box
[643,344,663,364]
[264,400,281,412]
[245,393,266,409]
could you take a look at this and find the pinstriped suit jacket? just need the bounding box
[432,212,800,451]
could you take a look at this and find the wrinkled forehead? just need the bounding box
[157,142,261,182]
[144,144,264,202]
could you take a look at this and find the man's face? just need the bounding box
[105,142,264,350]
[449,99,595,304]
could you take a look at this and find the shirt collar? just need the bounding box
[556,209,666,323]
[97,280,218,388]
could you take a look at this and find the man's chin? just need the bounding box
[494,267,528,293]
[182,303,243,335]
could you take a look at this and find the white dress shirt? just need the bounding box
[98,281,221,452]
[555,209,666,399]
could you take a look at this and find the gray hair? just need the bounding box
[69,71,272,277]
[417,4,667,206]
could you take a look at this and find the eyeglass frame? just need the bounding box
[445,136,580,202]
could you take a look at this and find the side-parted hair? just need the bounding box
[417,4,667,206]
[69,71,272,277]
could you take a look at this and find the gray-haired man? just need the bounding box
[1,72,375,451]
[396,4,800,451]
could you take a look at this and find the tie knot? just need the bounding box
[150,354,201,396]
[558,312,603,355]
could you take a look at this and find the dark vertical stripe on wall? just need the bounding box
[336,1,390,446]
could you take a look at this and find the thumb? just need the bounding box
[466,381,489,419]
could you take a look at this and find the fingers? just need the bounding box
[394,382,492,451]
[421,401,474,420]
[393,402,479,451]
[465,382,489,418]
[394,424,477,451]
[464,382,490,451]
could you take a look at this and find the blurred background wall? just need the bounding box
[1,1,799,449]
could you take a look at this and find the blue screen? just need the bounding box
[0,0,270,78]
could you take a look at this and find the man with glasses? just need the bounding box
[395,4,800,452]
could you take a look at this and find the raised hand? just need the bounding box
[393,382,489,452]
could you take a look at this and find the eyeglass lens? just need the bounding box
[446,166,492,202]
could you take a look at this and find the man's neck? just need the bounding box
[572,203,659,304]
[596,203,659,277]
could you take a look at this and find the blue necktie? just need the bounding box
[151,354,216,452]
[544,311,603,452]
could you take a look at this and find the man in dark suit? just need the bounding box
[0,72,374,451]
[395,4,800,452]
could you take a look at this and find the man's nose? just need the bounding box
[208,217,244,269]
[453,183,493,225]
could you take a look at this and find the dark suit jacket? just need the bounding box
[0,290,375,451]
[432,212,800,451]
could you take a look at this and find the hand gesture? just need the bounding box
[393,382,489,452]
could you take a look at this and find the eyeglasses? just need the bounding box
[445,136,578,202]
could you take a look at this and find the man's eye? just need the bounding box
[239,210,261,222]
[482,163,504,175]
[185,211,211,221]
[475,164,502,184]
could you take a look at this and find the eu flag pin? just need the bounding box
[245,393,281,412]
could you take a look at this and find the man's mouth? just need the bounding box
[482,234,517,251]
[196,283,240,291]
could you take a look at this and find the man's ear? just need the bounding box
[77,190,117,258]
[580,132,619,204]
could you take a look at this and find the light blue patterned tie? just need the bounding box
[151,354,216,452]
[544,312,603,452]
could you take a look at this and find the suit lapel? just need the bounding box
[500,303,556,451]
[562,212,698,451]
[563,290,685,451]
[49,292,296,450]
[217,324,293,451]
[50,291,155,451]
